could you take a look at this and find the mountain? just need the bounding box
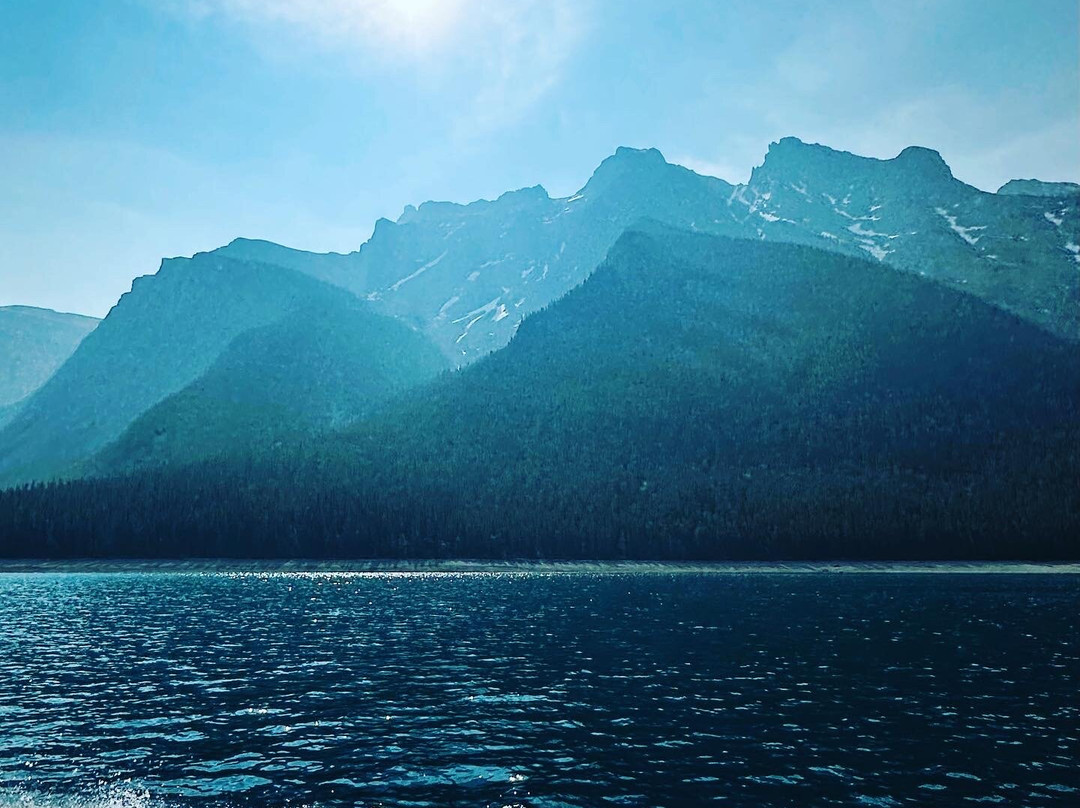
[0,306,99,426]
[214,148,741,365]
[0,254,441,485]
[319,224,1079,558]
[733,139,1079,339]
[6,227,1076,559]
[214,140,1078,355]
[3,137,1076,488]
[95,296,447,473]
[998,179,1080,197]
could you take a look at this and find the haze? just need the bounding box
[2,0,1077,317]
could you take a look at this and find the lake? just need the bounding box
[0,568,1077,806]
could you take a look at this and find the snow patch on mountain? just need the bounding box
[935,208,986,246]
[436,296,460,319]
[847,222,894,239]
[860,243,891,261]
[390,251,447,291]
[453,297,503,344]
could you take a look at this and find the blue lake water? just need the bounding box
[0,570,1077,807]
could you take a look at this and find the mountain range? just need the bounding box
[0,137,1077,559]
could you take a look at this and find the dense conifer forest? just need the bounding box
[2,229,1077,560]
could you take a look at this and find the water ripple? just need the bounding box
[0,571,1077,806]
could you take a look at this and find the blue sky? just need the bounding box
[2,0,1078,316]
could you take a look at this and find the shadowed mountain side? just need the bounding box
[315,225,1078,558]
[0,256,397,486]
[0,306,100,411]
[3,228,1076,559]
[94,300,448,473]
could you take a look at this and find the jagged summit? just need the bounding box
[894,145,953,179]
[582,146,681,192]
[592,146,671,174]
[396,184,553,226]
[395,148,685,229]
[503,184,550,201]
[611,145,667,163]
[752,137,954,185]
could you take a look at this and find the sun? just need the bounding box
[213,0,471,55]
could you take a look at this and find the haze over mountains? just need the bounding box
[0,136,1077,558]
[0,307,99,429]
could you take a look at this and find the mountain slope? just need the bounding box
[95,296,447,473]
[0,306,99,422]
[5,228,1076,559]
[0,254,401,485]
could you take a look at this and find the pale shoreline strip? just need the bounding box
[1,559,1078,575]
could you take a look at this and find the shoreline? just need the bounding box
[1,559,1079,574]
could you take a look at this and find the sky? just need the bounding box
[2,0,1078,317]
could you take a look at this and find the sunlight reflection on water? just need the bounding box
[0,570,1078,806]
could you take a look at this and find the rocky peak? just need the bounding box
[751,137,954,190]
[997,179,1080,198]
[893,146,953,181]
[581,146,674,195]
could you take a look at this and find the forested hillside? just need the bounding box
[3,227,1075,560]
[94,297,448,474]
[0,255,441,486]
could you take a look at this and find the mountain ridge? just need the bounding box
[213,136,1080,349]
[1,136,1076,488]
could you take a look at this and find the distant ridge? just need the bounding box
[0,306,100,424]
